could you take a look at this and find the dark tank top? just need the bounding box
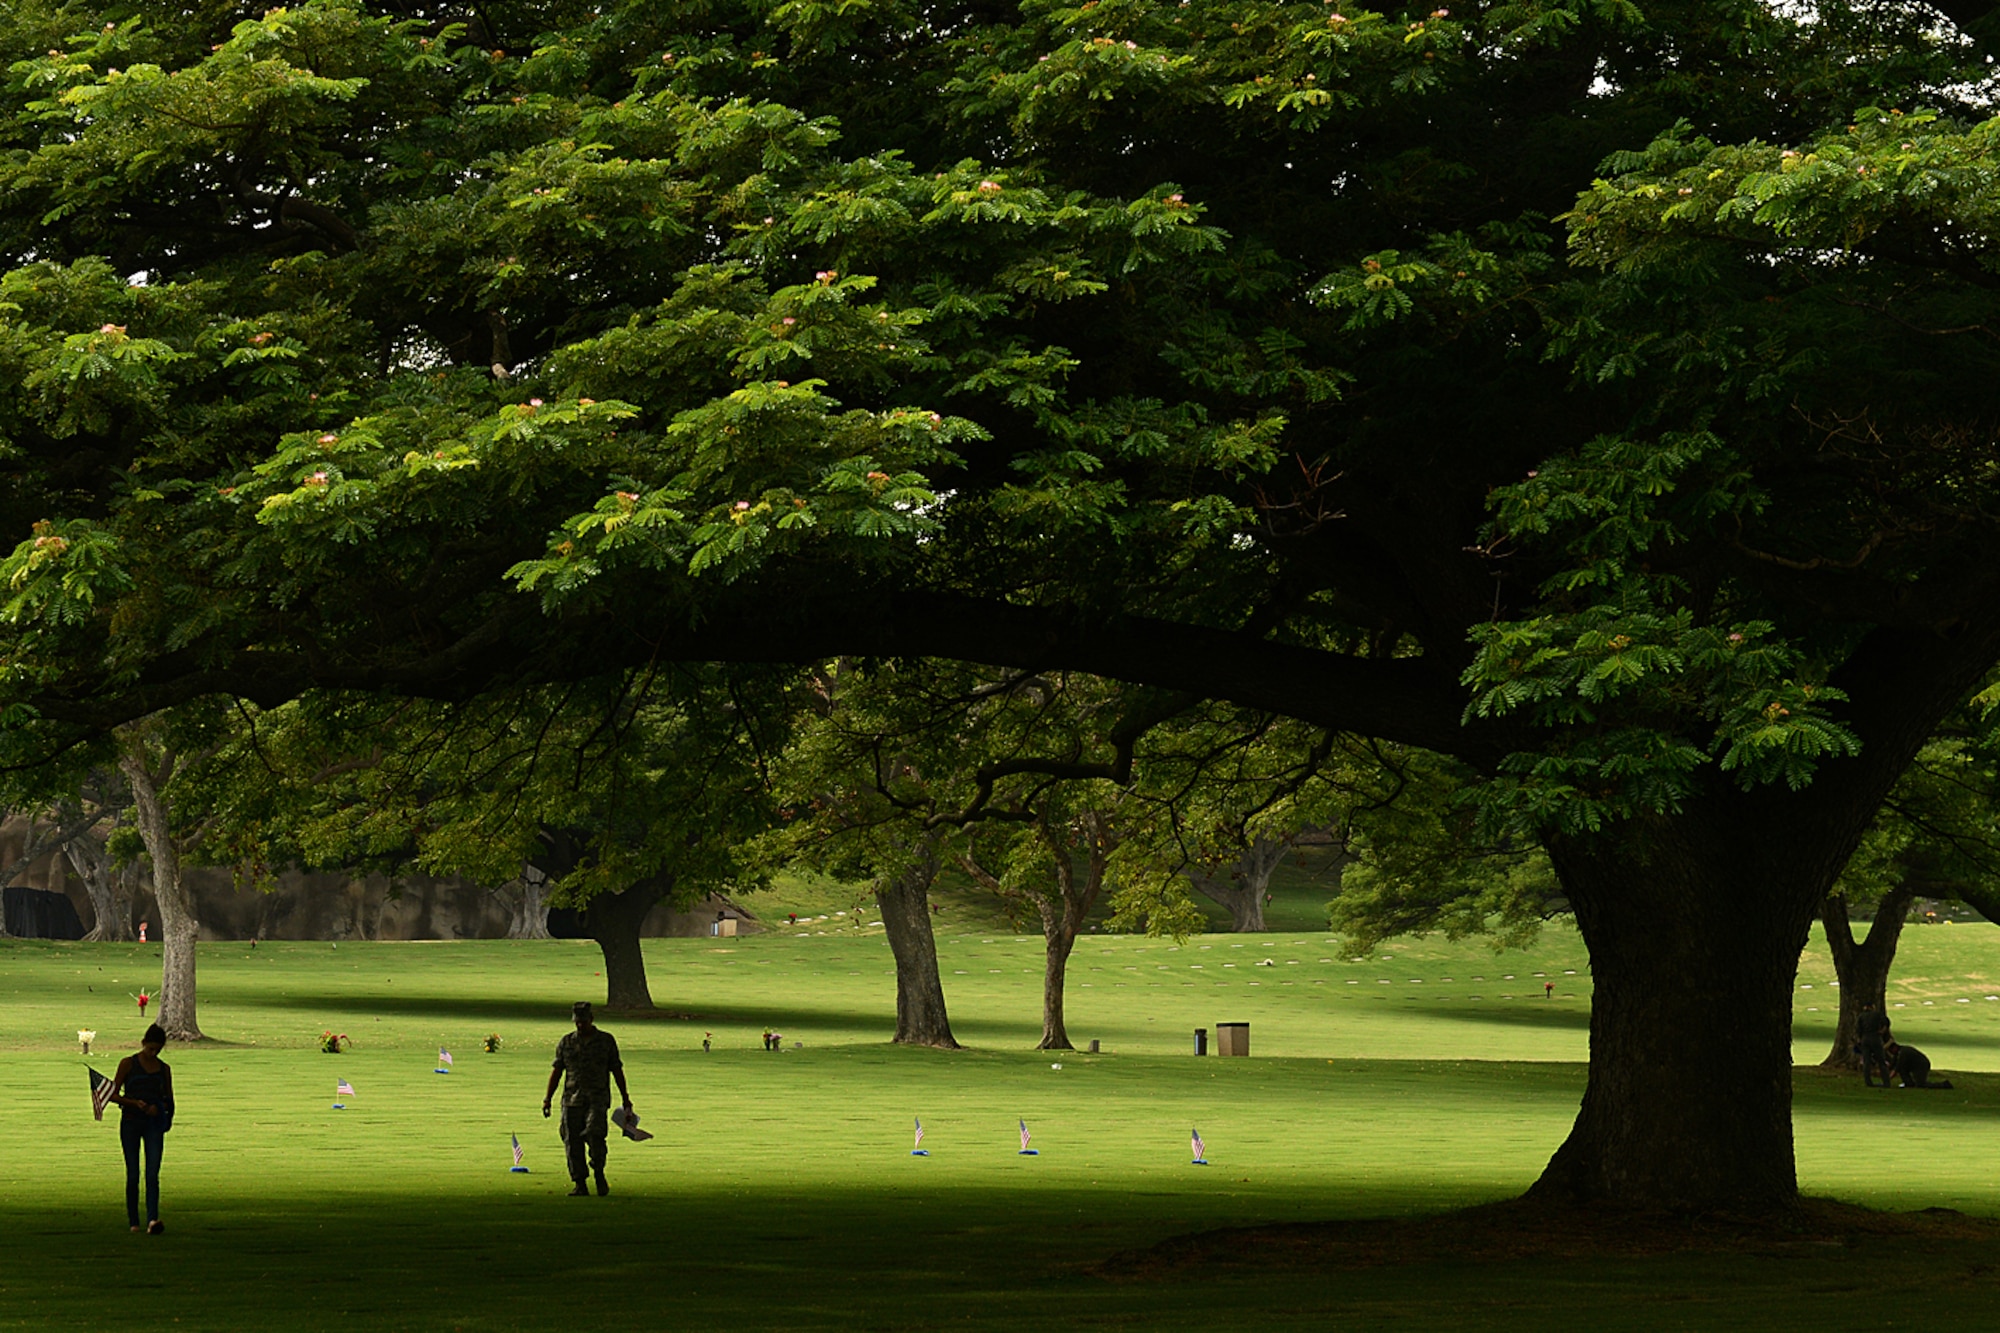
[123,1062,169,1120]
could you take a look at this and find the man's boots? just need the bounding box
[569,1179,589,1196]
[594,1170,610,1196]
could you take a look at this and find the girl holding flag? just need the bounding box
[108,1024,174,1233]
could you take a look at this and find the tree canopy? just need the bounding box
[7,0,2000,1213]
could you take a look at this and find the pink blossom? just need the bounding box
[977,180,1001,193]
[528,398,543,407]
[734,501,751,510]
[318,433,338,444]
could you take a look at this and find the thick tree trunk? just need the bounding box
[120,752,202,1041]
[502,867,554,940]
[1185,837,1288,932]
[582,879,667,1011]
[1038,905,1078,1050]
[68,833,135,942]
[1819,888,1915,1069]
[1532,815,1834,1212]
[875,838,960,1048]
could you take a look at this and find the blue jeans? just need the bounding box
[121,1116,164,1225]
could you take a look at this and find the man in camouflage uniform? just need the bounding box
[542,1001,634,1196]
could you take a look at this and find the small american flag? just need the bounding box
[438,1047,453,1067]
[336,1079,355,1098]
[914,1117,925,1150]
[512,1134,524,1167]
[89,1067,115,1121]
[1019,1119,1032,1152]
[1191,1127,1206,1163]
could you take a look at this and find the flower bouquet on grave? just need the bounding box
[483,1033,502,1053]
[321,1031,348,1054]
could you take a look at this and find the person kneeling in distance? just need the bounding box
[1885,1039,1953,1090]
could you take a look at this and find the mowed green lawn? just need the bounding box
[4,922,2000,1331]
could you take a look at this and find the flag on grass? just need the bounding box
[1019,1119,1033,1153]
[89,1067,115,1121]
[512,1134,524,1167]
[912,1117,927,1155]
[1191,1128,1207,1164]
[438,1048,453,1067]
[337,1079,355,1098]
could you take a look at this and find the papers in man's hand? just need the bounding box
[610,1105,654,1142]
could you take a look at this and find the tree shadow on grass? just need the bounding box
[1418,1005,1593,1034]
[231,989,1078,1048]
[234,990,896,1028]
[1095,1195,2000,1278]
[229,992,689,1024]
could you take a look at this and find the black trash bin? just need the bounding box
[1194,1027,1208,1056]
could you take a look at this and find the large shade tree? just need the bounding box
[4,0,2000,1213]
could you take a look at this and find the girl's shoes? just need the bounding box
[146,1220,164,1235]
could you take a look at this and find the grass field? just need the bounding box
[5,921,2000,1330]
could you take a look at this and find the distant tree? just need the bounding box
[1327,753,1564,958]
[492,865,553,942]
[1114,710,1379,935]
[959,787,1121,1051]
[113,708,245,1041]
[58,770,137,941]
[219,671,783,1010]
[1818,716,2000,1067]
[768,660,967,1049]
[0,797,109,938]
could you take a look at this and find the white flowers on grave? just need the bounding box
[78,1029,96,1054]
